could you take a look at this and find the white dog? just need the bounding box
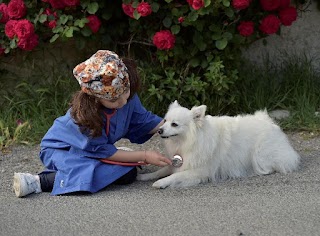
[137,101,300,188]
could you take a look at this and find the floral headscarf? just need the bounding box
[73,50,130,100]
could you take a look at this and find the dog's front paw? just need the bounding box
[152,179,171,189]
[136,173,158,181]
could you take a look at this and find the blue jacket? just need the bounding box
[39,94,162,195]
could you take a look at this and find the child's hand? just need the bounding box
[145,151,172,167]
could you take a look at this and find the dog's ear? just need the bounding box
[169,100,180,110]
[191,105,206,123]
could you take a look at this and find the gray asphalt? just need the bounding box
[0,132,319,236]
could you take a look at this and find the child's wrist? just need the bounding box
[144,150,148,164]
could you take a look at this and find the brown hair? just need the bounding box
[70,58,141,137]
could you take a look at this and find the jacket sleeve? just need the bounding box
[124,95,162,144]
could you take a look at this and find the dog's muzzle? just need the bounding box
[158,128,178,138]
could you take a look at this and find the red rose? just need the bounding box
[43,8,58,19]
[153,30,176,50]
[137,2,152,17]
[0,3,9,23]
[5,20,18,39]
[7,0,27,19]
[43,8,58,28]
[48,20,57,29]
[178,17,184,23]
[232,0,250,10]
[259,14,281,34]
[279,7,297,26]
[279,0,290,9]
[62,0,80,7]
[122,3,135,18]
[86,15,101,33]
[187,0,204,10]
[48,0,66,9]
[17,33,39,51]
[237,21,254,37]
[14,19,35,39]
[260,0,280,11]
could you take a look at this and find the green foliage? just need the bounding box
[0,54,319,149]
[0,0,307,95]
[0,72,78,149]
[236,55,320,131]
[0,0,317,149]
[0,120,30,152]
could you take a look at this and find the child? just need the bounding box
[13,50,172,197]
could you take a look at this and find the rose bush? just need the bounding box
[0,0,304,54]
[0,0,308,108]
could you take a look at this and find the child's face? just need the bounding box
[100,89,130,109]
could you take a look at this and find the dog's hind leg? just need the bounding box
[152,170,209,189]
[252,134,300,175]
[137,166,173,181]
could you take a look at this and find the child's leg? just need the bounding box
[38,172,56,192]
[13,172,56,197]
[113,168,137,185]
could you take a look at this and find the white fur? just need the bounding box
[137,101,301,189]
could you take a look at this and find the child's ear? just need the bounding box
[169,100,180,110]
[191,105,207,123]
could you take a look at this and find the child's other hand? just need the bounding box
[145,151,172,167]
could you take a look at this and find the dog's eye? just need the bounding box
[171,122,178,127]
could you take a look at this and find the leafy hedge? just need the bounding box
[0,0,307,113]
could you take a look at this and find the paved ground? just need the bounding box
[0,132,319,236]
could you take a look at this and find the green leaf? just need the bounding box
[9,39,17,49]
[133,10,141,20]
[52,26,63,34]
[151,2,160,12]
[188,12,198,22]
[38,8,44,15]
[204,0,211,7]
[87,2,99,14]
[64,27,73,37]
[165,0,173,3]
[39,14,47,23]
[224,8,234,18]
[47,15,55,21]
[189,58,200,67]
[171,8,180,16]
[222,32,233,40]
[59,15,69,25]
[171,25,180,34]
[222,0,230,7]
[49,34,59,43]
[132,1,139,8]
[215,39,228,50]
[81,27,92,37]
[74,18,88,28]
[211,34,221,40]
[163,16,172,28]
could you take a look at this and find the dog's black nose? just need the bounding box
[158,128,163,135]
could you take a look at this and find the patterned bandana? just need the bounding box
[73,50,130,100]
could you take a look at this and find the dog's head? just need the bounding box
[158,100,207,139]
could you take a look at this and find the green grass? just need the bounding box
[0,55,319,150]
[236,55,320,131]
[0,74,77,149]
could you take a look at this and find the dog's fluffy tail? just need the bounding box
[254,110,275,123]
